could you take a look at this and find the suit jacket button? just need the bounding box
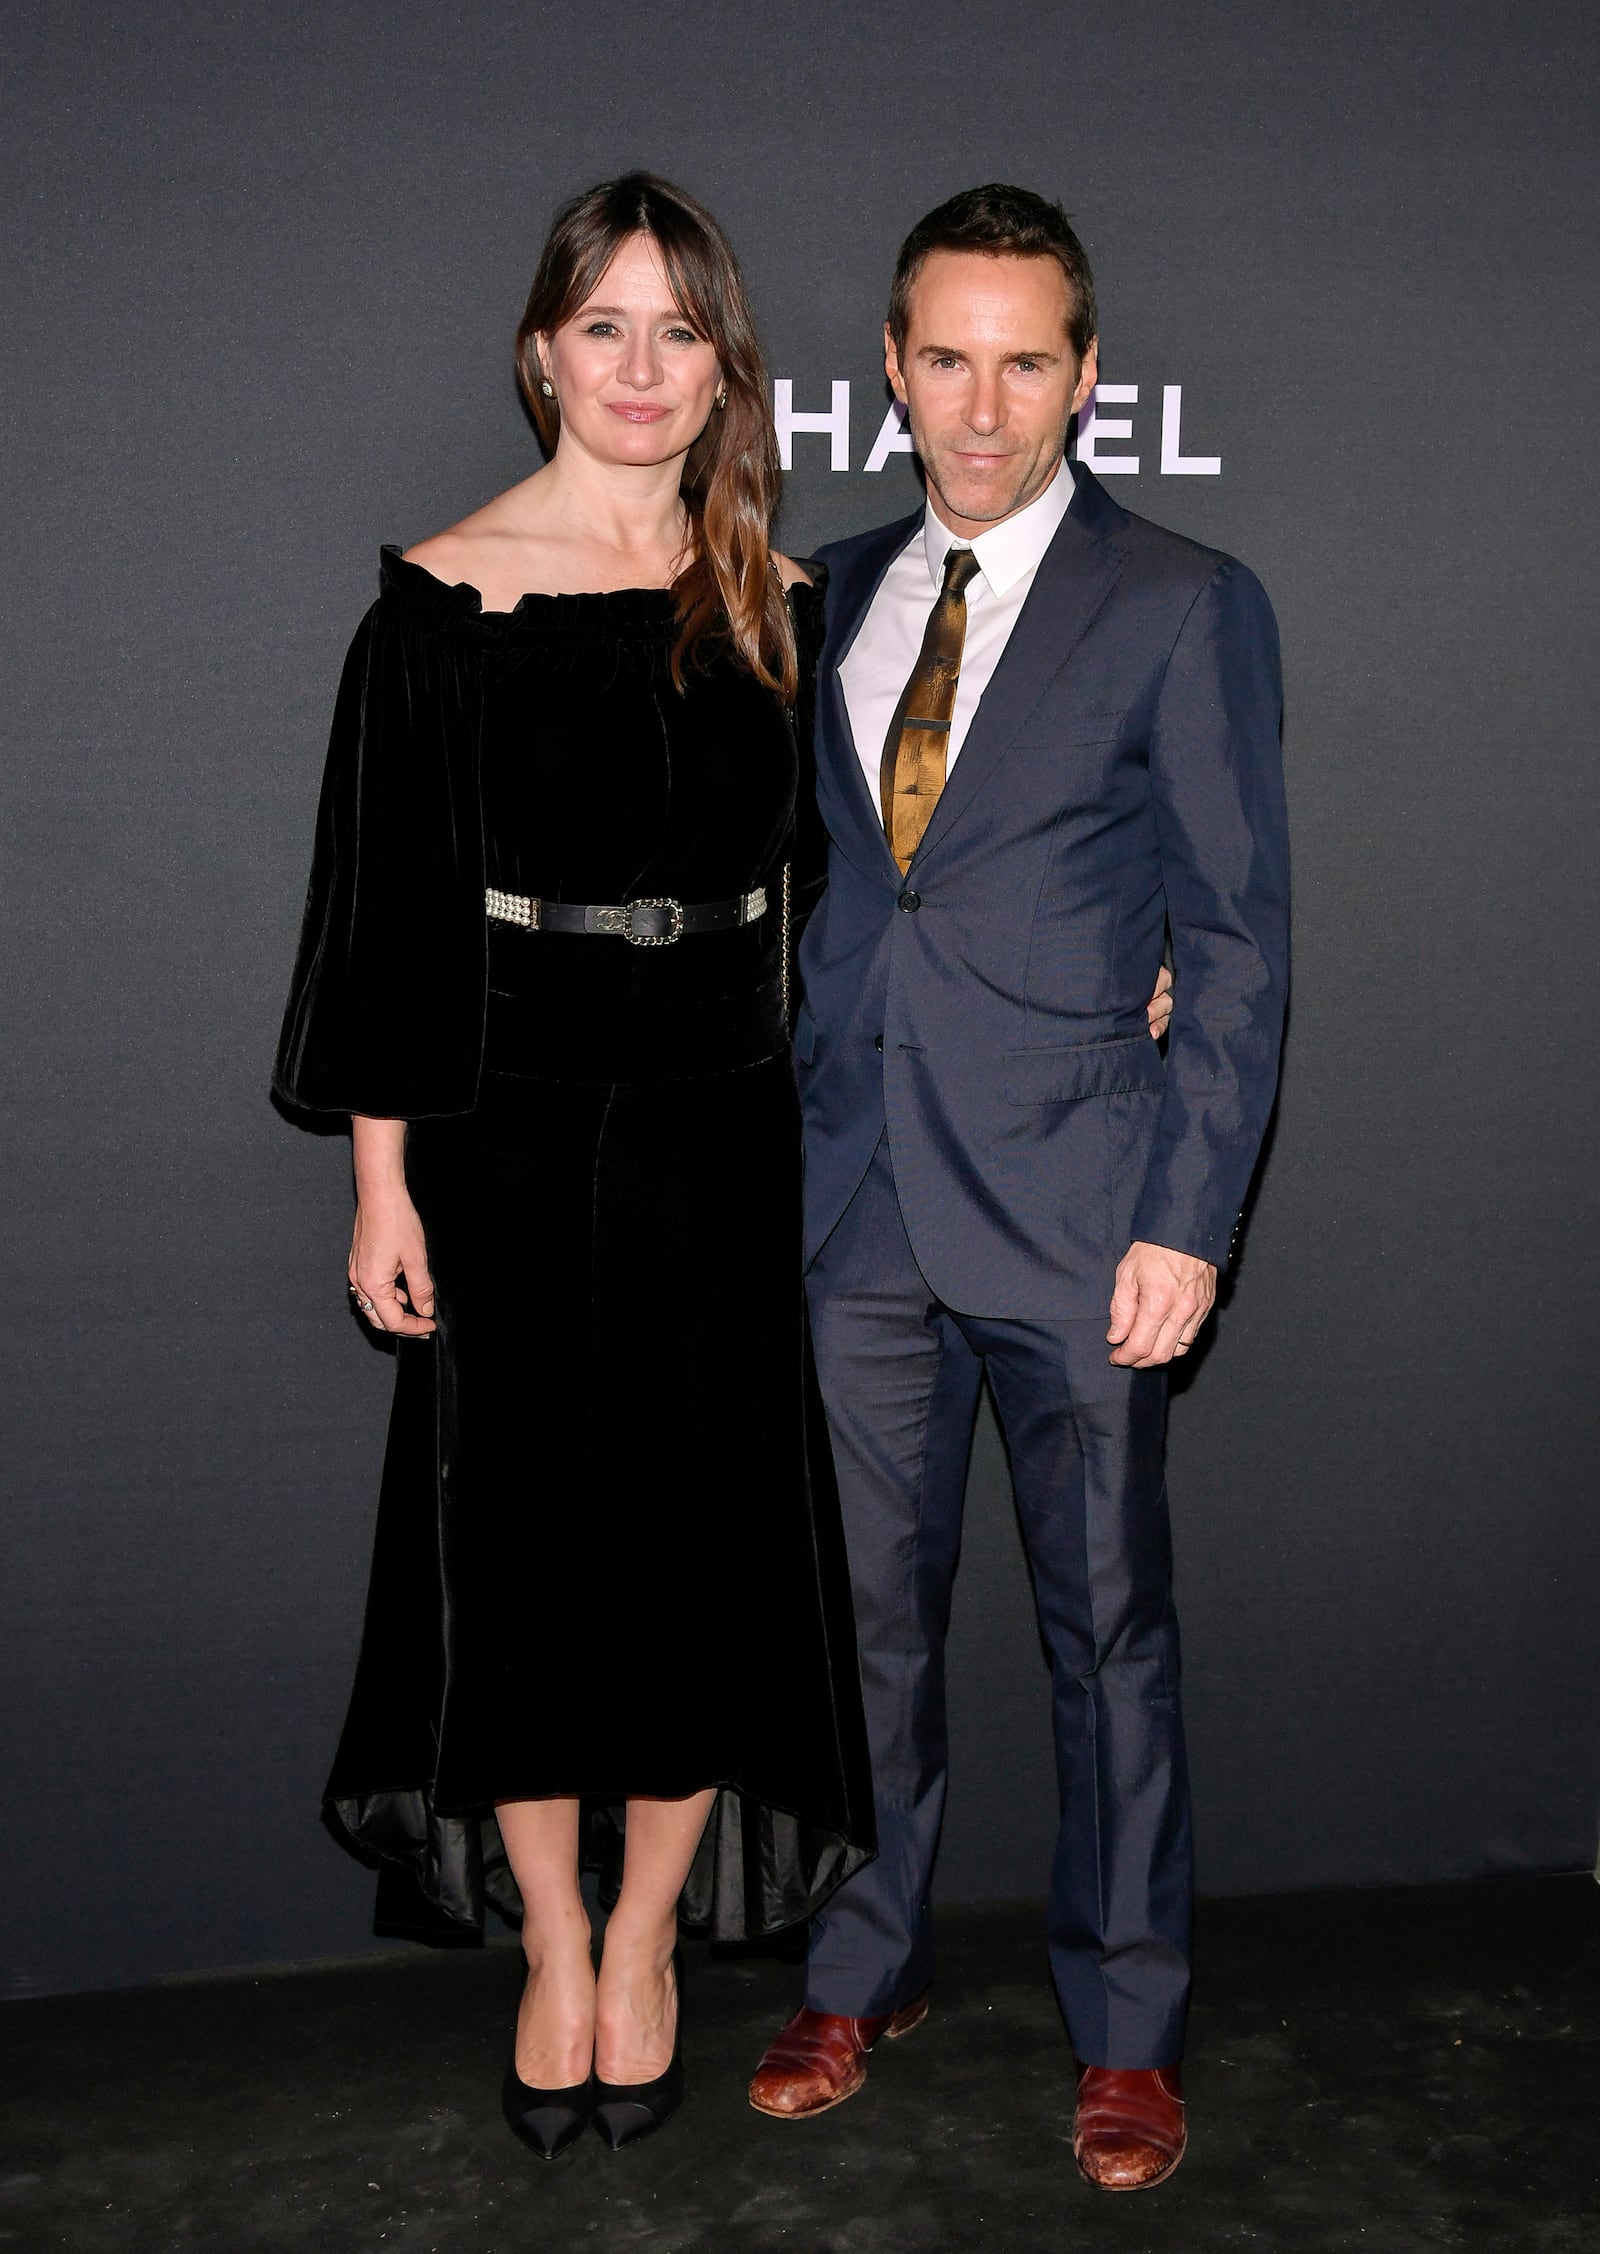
[898,889,921,912]
[873,1033,884,1051]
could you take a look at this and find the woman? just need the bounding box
[275,174,876,2157]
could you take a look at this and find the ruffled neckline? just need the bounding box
[376,544,824,637]
[378,544,680,630]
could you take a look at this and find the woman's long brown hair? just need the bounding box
[516,173,796,703]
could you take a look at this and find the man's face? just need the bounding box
[886,250,1099,535]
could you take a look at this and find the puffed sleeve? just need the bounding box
[273,589,487,1120]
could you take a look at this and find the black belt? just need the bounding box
[485,884,768,948]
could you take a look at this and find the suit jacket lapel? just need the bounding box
[816,511,920,879]
[910,465,1129,871]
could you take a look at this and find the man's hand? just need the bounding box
[1107,1241,1217,1367]
[1146,962,1173,1040]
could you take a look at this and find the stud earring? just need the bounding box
[714,388,728,410]
[540,378,555,397]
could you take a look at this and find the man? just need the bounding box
[749,186,1289,2191]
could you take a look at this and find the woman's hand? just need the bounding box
[1146,963,1174,1041]
[349,1117,437,1337]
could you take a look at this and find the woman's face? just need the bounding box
[540,233,722,470]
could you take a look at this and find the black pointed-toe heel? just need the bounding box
[593,1950,685,2150]
[501,2058,596,2160]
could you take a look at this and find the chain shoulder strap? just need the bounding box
[779,858,792,1020]
[777,666,800,1028]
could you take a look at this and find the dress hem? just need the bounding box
[326,1778,876,1947]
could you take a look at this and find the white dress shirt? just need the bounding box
[839,460,1076,806]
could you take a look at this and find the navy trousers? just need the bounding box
[804,1138,1193,2068]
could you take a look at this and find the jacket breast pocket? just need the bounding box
[1003,1032,1165,1105]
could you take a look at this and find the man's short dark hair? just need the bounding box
[888,184,1098,362]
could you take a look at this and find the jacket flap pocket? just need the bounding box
[1004,1032,1165,1105]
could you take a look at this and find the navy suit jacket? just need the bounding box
[797,460,1289,1318]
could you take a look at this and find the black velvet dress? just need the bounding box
[275,551,874,1941]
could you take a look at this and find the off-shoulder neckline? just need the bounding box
[379,544,681,618]
[378,543,824,624]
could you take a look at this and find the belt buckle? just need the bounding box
[622,897,683,947]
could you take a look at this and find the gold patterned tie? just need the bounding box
[880,546,982,874]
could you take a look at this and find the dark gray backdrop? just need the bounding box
[4,0,1597,1999]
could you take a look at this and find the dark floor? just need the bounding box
[2,1876,1597,2253]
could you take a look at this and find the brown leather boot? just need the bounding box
[1073,2063,1187,2190]
[747,1993,931,2118]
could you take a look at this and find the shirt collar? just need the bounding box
[921,457,1074,599]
